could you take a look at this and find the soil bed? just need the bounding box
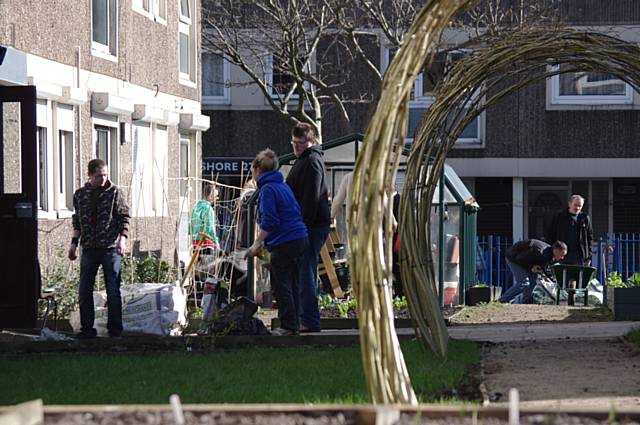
[448,304,611,325]
[394,414,639,425]
[45,411,357,425]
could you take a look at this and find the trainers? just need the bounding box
[271,327,298,336]
[299,324,320,333]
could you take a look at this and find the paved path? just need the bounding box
[317,321,639,343]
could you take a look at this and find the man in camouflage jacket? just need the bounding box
[68,159,130,338]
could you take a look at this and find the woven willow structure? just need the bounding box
[348,0,640,405]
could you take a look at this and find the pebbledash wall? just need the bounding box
[0,0,210,272]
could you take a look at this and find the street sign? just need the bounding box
[202,157,253,176]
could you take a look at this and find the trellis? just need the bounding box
[348,0,640,404]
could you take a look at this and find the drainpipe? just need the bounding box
[76,46,83,186]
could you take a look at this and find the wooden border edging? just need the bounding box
[272,318,414,330]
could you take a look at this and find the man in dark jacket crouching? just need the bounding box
[500,239,567,304]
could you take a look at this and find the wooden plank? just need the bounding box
[320,243,344,298]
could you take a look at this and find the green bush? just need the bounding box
[607,271,640,289]
[121,255,177,285]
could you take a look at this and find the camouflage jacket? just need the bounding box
[72,181,130,249]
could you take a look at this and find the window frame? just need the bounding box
[549,65,634,105]
[92,115,120,185]
[36,99,56,219]
[91,0,118,59]
[202,52,231,105]
[382,46,484,146]
[178,0,196,84]
[132,0,166,24]
[265,52,303,100]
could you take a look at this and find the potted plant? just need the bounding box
[465,283,501,306]
[606,272,640,321]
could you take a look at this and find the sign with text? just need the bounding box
[202,157,253,176]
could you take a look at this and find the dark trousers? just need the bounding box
[270,238,307,331]
[79,248,123,336]
[299,225,329,330]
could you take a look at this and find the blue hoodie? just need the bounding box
[256,170,308,250]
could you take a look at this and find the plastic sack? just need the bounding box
[70,282,187,336]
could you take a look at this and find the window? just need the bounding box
[37,127,48,211]
[179,0,195,83]
[383,47,482,145]
[133,0,166,22]
[132,123,153,216]
[36,99,53,216]
[179,135,190,197]
[94,124,119,184]
[550,65,633,105]
[202,52,230,104]
[58,130,74,211]
[92,0,118,57]
[55,104,75,215]
[266,53,303,98]
[153,125,169,215]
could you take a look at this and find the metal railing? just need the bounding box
[476,234,640,290]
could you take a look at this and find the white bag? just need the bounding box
[70,282,187,336]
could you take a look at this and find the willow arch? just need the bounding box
[347,0,640,405]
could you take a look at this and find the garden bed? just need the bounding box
[6,403,639,425]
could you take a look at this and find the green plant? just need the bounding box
[472,283,488,288]
[606,272,625,288]
[627,272,640,288]
[121,255,177,284]
[392,296,408,310]
[318,294,336,311]
[40,251,80,319]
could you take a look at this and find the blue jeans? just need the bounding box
[79,248,123,336]
[500,260,538,304]
[270,238,307,331]
[299,225,329,330]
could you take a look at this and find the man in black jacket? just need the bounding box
[68,159,130,338]
[545,194,594,266]
[285,123,330,332]
[500,239,567,304]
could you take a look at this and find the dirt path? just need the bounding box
[483,337,640,410]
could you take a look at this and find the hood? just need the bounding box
[256,170,284,187]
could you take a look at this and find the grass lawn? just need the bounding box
[625,327,640,347]
[0,340,478,405]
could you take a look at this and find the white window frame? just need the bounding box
[131,122,153,217]
[54,103,76,218]
[265,53,303,100]
[91,0,118,60]
[549,65,634,105]
[202,52,231,105]
[382,46,483,146]
[153,124,169,216]
[36,100,58,219]
[132,0,166,24]
[92,114,120,185]
[179,0,196,85]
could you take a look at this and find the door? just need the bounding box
[0,86,38,329]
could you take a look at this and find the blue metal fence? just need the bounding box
[476,234,640,290]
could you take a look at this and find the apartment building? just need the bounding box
[201,0,640,243]
[0,0,210,274]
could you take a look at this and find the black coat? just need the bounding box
[545,209,593,262]
[506,239,554,270]
[285,145,331,229]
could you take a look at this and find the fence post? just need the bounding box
[488,235,494,288]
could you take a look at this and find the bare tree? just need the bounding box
[202,0,374,142]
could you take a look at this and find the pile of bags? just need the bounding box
[70,283,187,336]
